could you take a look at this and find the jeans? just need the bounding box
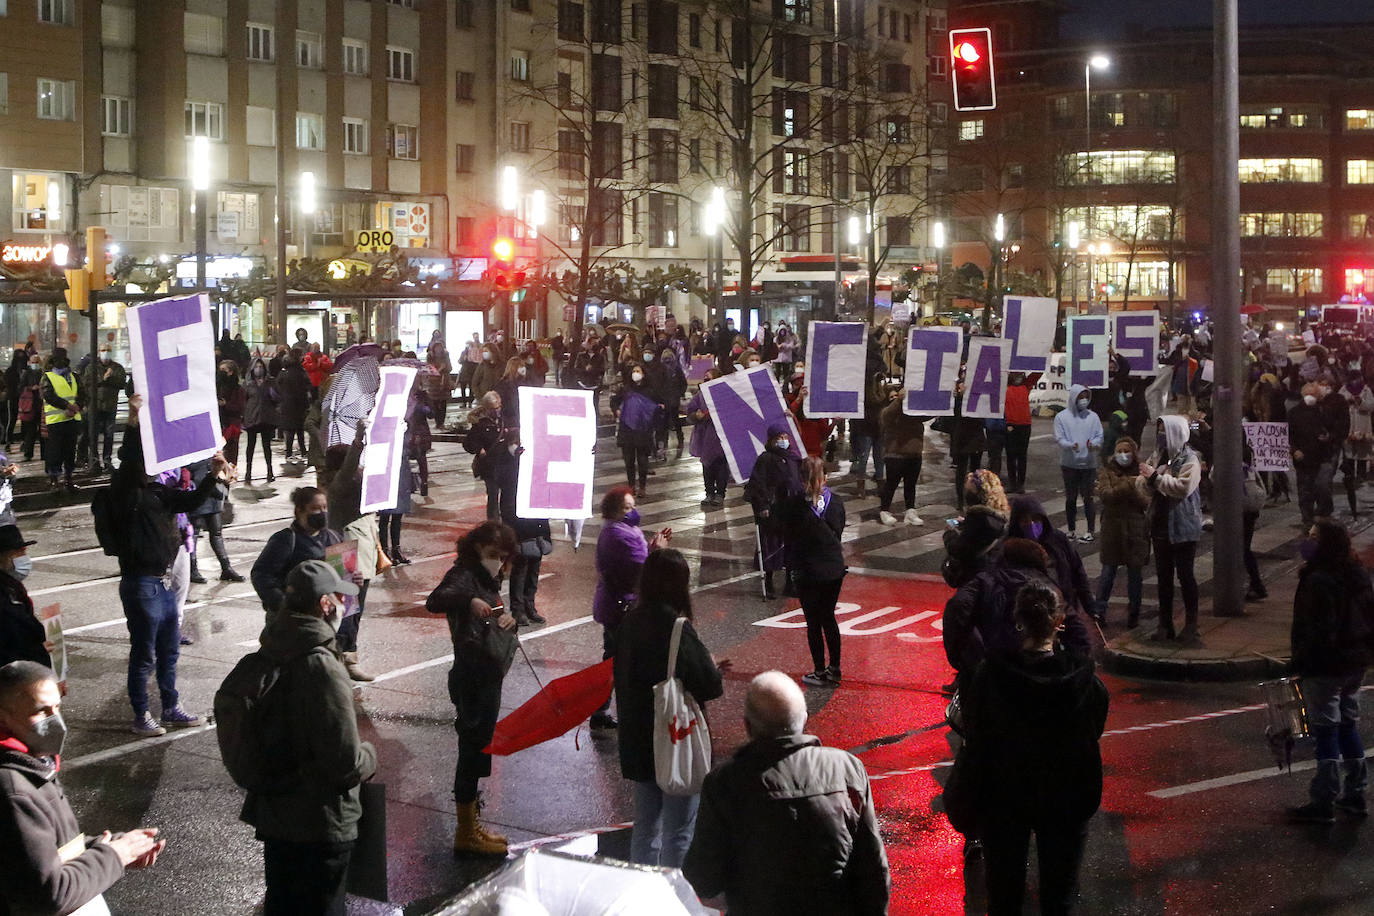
[702,454,730,499]
[1005,424,1032,491]
[120,575,181,716]
[335,581,369,653]
[622,444,651,489]
[1061,466,1098,533]
[954,453,982,508]
[850,429,885,481]
[45,419,79,480]
[262,838,353,916]
[799,577,844,672]
[1304,672,1367,801]
[982,815,1090,916]
[451,665,503,804]
[880,456,922,512]
[509,550,542,620]
[1152,537,1198,634]
[1096,564,1143,620]
[631,780,700,868]
[92,409,118,462]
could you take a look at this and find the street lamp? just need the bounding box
[1084,55,1110,265]
[931,221,945,317]
[704,187,726,319]
[191,135,211,290]
[499,166,519,212]
[1068,220,1081,311]
[530,189,546,237]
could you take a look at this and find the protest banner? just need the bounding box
[1028,353,1070,416]
[701,365,802,483]
[963,338,1011,419]
[40,604,65,689]
[802,321,866,419]
[1067,315,1111,389]
[516,387,597,519]
[1200,359,1215,383]
[1001,296,1056,373]
[325,541,361,617]
[1112,310,1160,377]
[904,326,962,416]
[359,365,418,513]
[687,355,716,382]
[1244,421,1292,472]
[126,293,222,474]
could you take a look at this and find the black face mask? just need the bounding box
[306,511,329,531]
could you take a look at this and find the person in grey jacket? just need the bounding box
[684,671,889,916]
[1138,414,1203,643]
[1053,384,1105,542]
[0,662,165,914]
[242,357,278,484]
[239,561,374,916]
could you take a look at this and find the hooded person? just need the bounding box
[1052,384,1104,543]
[1095,436,1151,628]
[1006,494,1098,648]
[1137,414,1203,643]
[744,422,803,599]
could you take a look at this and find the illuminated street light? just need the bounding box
[299,171,317,215]
[1067,220,1081,250]
[932,221,945,249]
[530,189,546,227]
[994,213,1005,243]
[191,136,212,192]
[847,216,861,246]
[500,166,519,212]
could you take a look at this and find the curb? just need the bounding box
[1101,645,1290,682]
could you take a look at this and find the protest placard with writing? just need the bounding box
[517,387,597,519]
[126,293,222,474]
[1244,421,1292,472]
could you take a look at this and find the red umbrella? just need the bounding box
[484,658,615,756]
[1240,304,1267,315]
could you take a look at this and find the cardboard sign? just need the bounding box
[126,293,223,475]
[359,365,417,513]
[687,355,717,382]
[701,366,802,484]
[516,387,597,519]
[1001,296,1056,373]
[1028,353,1070,415]
[40,604,65,689]
[802,321,866,419]
[1067,315,1110,389]
[1112,310,1160,377]
[324,541,361,617]
[1244,421,1292,471]
[963,338,1011,419]
[904,326,962,417]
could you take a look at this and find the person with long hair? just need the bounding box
[615,549,726,866]
[942,470,1010,589]
[779,457,847,686]
[241,357,278,484]
[962,580,1108,915]
[1286,519,1372,822]
[217,360,246,468]
[494,356,527,426]
[1095,436,1151,628]
[425,520,520,855]
[611,362,660,497]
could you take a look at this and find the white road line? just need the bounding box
[1148,749,1374,799]
[64,723,219,771]
[64,592,258,635]
[31,516,294,563]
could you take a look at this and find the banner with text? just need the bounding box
[1112,310,1161,377]
[702,365,802,483]
[802,321,867,419]
[1001,296,1057,374]
[904,326,962,417]
[963,338,1012,419]
[1244,421,1292,472]
[126,293,222,475]
[1067,315,1111,389]
[359,365,418,513]
[517,387,597,519]
[41,604,65,690]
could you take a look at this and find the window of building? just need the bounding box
[558,1,584,39]
[184,13,224,55]
[455,216,475,246]
[387,123,419,159]
[558,131,582,176]
[387,0,417,8]
[887,215,911,246]
[456,0,475,28]
[454,70,475,102]
[455,143,476,173]
[779,148,808,194]
[295,112,324,150]
[1239,212,1323,238]
[588,188,623,246]
[1095,92,1125,127]
[342,39,368,76]
[778,0,811,25]
[296,31,323,69]
[592,0,623,44]
[1347,214,1374,239]
[1349,160,1374,185]
[387,46,415,82]
[959,119,984,141]
[1346,269,1374,295]
[592,121,623,178]
[1239,105,1325,130]
[37,0,72,25]
[100,184,180,241]
[246,23,274,61]
[12,173,65,231]
[1265,268,1322,295]
[775,204,809,252]
[688,12,701,47]
[1096,260,1177,298]
[1061,205,1177,241]
[509,50,530,83]
[688,138,704,174]
[36,78,74,120]
[592,54,621,111]
[929,54,946,78]
[886,165,911,194]
[342,117,367,154]
[1347,109,1374,131]
[509,121,530,152]
[647,192,678,247]
[217,191,261,238]
[1006,163,1024,189]
[1238,157,1323,183]
[1062,149,1177,185]
[648,128,677,182]
[101,95,132,136]
[648,64,678,119]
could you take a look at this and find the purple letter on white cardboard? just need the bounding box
[802,321,866,419]
[904,326,962,416]
[1001,296,1056,373]
[1067,316,1111,389]
[701,366,802,483]
[360,365,417,513]
[1112,310,1160,377]
[517,387,596,519]
[963,338,1011,419]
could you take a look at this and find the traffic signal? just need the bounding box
[949,28,996,112]
[63,268,89,312]
[85,226,107,290]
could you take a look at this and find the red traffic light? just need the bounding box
[492,237,515,264]
[949,27,996,112]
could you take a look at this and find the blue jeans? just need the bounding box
[1304,673,1367,802]
[1096,564,1143,619]
[120,575,181,716]
[631,780,700,868]
[850,430,885,481]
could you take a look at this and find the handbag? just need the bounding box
[941,739,983,836]
[464,605,517,676]
[375,545,393,575]
[653,617,713,797]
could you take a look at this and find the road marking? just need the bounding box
[1148,749,1374,799]
[64,591,258,635]
[31,516,295,563]
[65,723,219,771]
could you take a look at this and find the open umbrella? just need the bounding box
[333,341,385,372]
[1240,304,1267,316]
[484,659,614,756]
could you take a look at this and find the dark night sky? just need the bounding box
[1061,0,1374,41]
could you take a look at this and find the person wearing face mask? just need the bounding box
[774,322,797,379]
[470,344,501,405]
[241,358,279,485]
[1137,415,1203,643]
[39,348,81,490]
[784,362,835,459]
[494,356,527,427]
[520,340,548,388]
[1053,384,1104,543]
[1167,337,1199,417]
[1005,494,1098,648]
[1094,438,1150,628]
[217,360,247,468]
[238,560,374,913]
[0,526,45,668]
[80,347,126,474]
[745,424,804,599]
[0,661,168,914]
[464,391,518,519]
[778,458,848,686]
[1289,381,1339,528]
[686,370,730,507]
[427,521,521,854]
[251,487,346,627]
[1339,374,1373,518]
[275,349,312,467]
[183,456,244,584]
[16,354,42,465]
[611,362,661,497]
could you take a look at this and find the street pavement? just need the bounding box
[16,417,1374,915]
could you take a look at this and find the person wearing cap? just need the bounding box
[0,526,44,669]
[744,423,803,599]
[82,346,126,475]
[239,559,376,916]
[39,348,81,490]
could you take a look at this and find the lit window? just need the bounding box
[1348,160,1374,185]
[1238,158,1323,183]
[101,96,133,136]
[342,39,368,76]
[1263,268,1322,295]
[342,117,368,154]
[510,51,530,83]
[1347,214,1374,239]
[959,119,984,141]
[36,78,74,120]
[295,112,324,150]
[246,23,274,62]
[184,100,224,140]
[386,46,415,82]
[12,173,66,231]
[1061,150,1176,185]
[1238,212,1323,238]
[37,0,72,26]
[1348,109,1374,131]
[386,123,419,160]
[296,31,323,69]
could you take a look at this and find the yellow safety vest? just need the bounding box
[43,371,80,425]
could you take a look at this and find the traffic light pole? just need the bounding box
[87,286,98,469]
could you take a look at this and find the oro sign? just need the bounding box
[355,229,395,251]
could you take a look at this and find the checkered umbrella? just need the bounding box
[321,354,433,449]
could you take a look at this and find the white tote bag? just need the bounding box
[653,617,712,796]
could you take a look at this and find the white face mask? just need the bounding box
[1304,394,1318,406]
[632,371,644,382]
[1077,398,1090,410]
[775,437,791,451]
[1114,452,1132,467]
[517,366,527,377]
[643,353,655,362]
[482,352,492,361]
[480,556,503,579]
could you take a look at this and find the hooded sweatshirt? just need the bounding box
[1053,384,1104,469]
[1139,415,1202,543]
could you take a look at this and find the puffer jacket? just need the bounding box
[1096,458,1151,568]
[242,360,278,429]
[683,735,890,916]
[240,612,378,844]
[879,397,926,457]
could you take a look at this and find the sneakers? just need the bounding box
[1336,795,1368,817]
[131,712,167,737]
[824,665,842,684]
[160,706,202,728]
[220,568,246,583]
[878,510,898,526]
[1287,800,1336,824]
[902,509,924,526]
[801,670,830,686]
[1078,531,1095,543]
[525,609,547,625]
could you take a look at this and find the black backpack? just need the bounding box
[91,487,126,557]
[214,651,292,793]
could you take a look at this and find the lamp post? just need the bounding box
[298,171,316,261]
[704,187,725,322]
[496,166,519,332]
[1068,219,1081,314]
[1084,55,1110,261]
[932,219,945,317]
[191,136,211,291]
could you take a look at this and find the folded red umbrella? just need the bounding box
[484,658,615,756]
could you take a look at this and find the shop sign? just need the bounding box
[217,211,240,241]
[1,241,54,265]
[356,229,395,251]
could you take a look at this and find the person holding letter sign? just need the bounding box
[745,425,803,600]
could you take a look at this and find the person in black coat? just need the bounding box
[962,580,1109,916]
[949,390,987,511]
[1286,519,1373,822]
[274,350,313,465]
[778,457,847,686]
[184,457,243,584]
[249,486,345,624]
[463,392,517,520]
[942,469,1010,588]
[0,526,46,668]
[744,423,803,599]
[1008,494,1098,630]
[3,350,25,449]
[614,549,725,867]
[501,489,550,627]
